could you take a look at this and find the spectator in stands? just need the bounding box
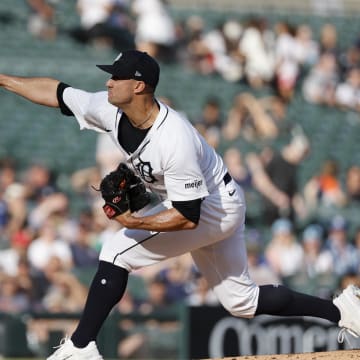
[296,223,338,299]
[200,20,244,82]
[293,24,319,69]
[0,253,41,312]
[0,274,31,313]
[116,290,146,359]
[345,164,360,203]
[222,93,290,142]
[2,183,28,243]
[303,159,347,211]
[334,67,360,111]
[70,222,100,268]
[0,238,23,276]
[156,255,194,304]
[0,158,16,194]
[23,163,57,204]
[139,276,170,311]
[28,191,69,231]
[184,15,216,75]
[71,0,134,51]
[319,23,340,56]
[265,218,304,278]
[274,21,299,101]
[71,133,124,208]
[131,0,176,61]
[300,224,333,278]
[324,215,358,277]
[30,255,66,310]
[15,257,37,307]
[10,221,33,251]
[0,223,32,278]
[118,275,179,359]
[338,45,360,79]
[92,201,122,251]
[18,164,69,231]
[71,135,124,213]
[186,273,219,306]
[42,271,88,313]
[219,20,244,82]
[0,165,21,242]
[246,228,282,285]
[26,0,57,40]
[223,147,252,190]
[302,52,339,105]
[246,132,310,225]
[106,0,135,49]
[194,96,223,149]
[239,17,275,89]
[27,216,73,272]
[0,197,8,244]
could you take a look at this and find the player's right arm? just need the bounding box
[0,74,60,108]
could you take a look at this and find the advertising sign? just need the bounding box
[189,306,360,359]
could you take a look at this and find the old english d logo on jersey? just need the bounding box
[133,142,157,183]
[135,158,156,183]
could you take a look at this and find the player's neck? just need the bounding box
[125,99,158,129]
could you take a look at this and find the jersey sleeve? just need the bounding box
[57,82,73,116]
[62,87,115,133]
[172,198,202,224]
[162,122,209,201]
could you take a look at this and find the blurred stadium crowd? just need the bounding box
[1,0,360,356]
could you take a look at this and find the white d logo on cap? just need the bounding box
[114,53,123,61]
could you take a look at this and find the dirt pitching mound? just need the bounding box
[207,349,360,359]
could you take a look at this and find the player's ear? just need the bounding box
[134,80,147,94]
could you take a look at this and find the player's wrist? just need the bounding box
[114,211,144,228]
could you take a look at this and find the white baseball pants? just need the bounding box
[99,180,259,318]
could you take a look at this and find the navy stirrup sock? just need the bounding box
[71,261,129,348]
[255,284,340,323]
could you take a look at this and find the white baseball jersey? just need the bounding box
[62,87,259,318]
[63,88,226,201]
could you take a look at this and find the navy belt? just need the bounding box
[223,172,232,185]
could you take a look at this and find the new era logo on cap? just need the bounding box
[135,70,142,77]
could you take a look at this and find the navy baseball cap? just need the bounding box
[96,50,160,89]
[329,215,347,231]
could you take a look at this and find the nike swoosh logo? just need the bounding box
[228,190,236,196]
[62,355,73,360]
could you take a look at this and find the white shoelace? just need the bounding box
[338,327,359,345]
[53,336,70,349]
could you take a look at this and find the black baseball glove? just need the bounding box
[99,163,150,219]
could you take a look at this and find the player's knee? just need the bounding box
[220,295,257,319]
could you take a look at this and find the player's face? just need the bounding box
[106,77,136,106]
